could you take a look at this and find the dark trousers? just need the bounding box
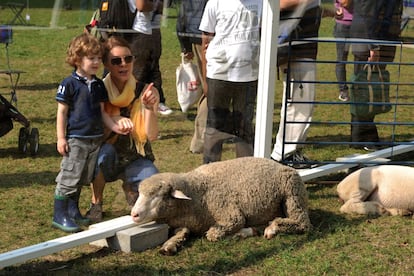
[203,78,257,164]
[351,45,396,144]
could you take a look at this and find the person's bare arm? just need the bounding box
[280,0,303,10]
[136,0,153,12]
[201,31,214,96]
[56,102,69,156]
[141,83,160,141]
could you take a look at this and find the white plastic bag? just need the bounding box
[176,54,202,112]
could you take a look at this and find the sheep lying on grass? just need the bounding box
[131,157,312,255]
[337,165,414,217]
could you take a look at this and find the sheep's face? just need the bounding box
[131,191,164,224]
[130,178,168,224]
[131,173,192,224]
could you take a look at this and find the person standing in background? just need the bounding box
[176,0,208,153]
[127,0,173,116]
[349,0,402,150]
[199,0,262,164]
[333,0,353,101]
[270,0,321,169]
[151,0,173,116]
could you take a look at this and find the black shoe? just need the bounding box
[282,151,317,169]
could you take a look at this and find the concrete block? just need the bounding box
[90,221,169,253]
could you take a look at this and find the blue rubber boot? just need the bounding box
[52,195,81,233]
[67,190,90,226]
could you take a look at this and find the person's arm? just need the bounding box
[136,0,153,12]
[141,83,159,141]
[101,103,133,135]
[56,102,69,156]
[201,31,213,96]
[280,0,303,10]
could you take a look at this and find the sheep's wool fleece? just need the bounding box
[138,157,310,234]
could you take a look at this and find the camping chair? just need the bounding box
[0,25,25,106]
[401,0,414,31]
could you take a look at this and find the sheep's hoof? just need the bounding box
[263,227,277,239]
[206,227,224,242]
[159,244,177,256]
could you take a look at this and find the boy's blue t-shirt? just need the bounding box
[56,71,109,138]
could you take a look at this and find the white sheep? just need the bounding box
[337,165,414,217]
[130,157,312,255]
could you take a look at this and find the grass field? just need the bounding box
[0,3,414,275]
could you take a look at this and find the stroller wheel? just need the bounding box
[29,128,39,155]
[18,127,28,153]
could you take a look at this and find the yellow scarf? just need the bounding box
[103,73,147,156]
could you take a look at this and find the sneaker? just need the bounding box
[282,150,317,169]
[85,203,103,223]
[338,90,349,102]
[158,103,173,115]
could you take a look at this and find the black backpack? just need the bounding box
[98,0,137,39]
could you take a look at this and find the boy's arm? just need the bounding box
[56,102,69,156]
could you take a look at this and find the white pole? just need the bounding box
[50,0,63,28]
[0,216,137,269]
[254,0,279,158]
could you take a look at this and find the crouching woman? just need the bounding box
[86,36,160,222]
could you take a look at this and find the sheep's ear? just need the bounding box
[171,190,192,200]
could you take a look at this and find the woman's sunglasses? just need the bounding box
[110,55,134,66]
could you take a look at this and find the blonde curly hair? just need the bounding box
[66,33,102,68]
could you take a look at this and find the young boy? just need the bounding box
[53,33,120,233]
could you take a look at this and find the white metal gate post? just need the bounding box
[254,0,280,158]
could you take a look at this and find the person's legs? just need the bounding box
[203,78,235,164]
[232,81,257,158]
[86,143,118,222]
[152,28,172,115]
[54,138,100,232]
[350,54,379,147]
[334,22,351,100]
[130,32,153,85]
[190,95,207,153]
[122,158,159,206]
[271,60,316,161]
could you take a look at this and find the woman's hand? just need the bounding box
[142,83,160,109]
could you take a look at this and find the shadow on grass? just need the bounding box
[0,170,56,187]
[18,83,59,91]
[0,142,58,159]
[1,208,370,275]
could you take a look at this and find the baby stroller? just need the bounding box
[0,94,39,155]
[0,25,39,155]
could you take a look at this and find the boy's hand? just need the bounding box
[116,117,134,134]
[57,138,68,156]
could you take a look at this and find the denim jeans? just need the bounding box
[333,22,351,92]
[95,143,158,192]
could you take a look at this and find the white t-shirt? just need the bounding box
[128,0,152,35]
[199,0,262,82]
